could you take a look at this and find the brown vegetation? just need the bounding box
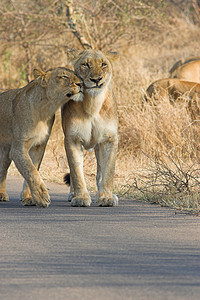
[1,0,200,212]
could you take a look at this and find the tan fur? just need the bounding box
[169,56,200,74]
[62,49,119,207]
[170,60,200,83]
[146,78,200,119]
[0,67,83,207]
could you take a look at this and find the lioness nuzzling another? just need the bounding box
[0,67,83,207]
[62,49,119,207]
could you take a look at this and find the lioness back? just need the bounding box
[169,56,200,74]
[0,89,19,142]
[170,60,200,83]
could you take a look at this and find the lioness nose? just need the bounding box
[90,77,102,84]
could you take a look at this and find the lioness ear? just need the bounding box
[66,49,79,61]
[33,68,45,79]
[66,49,83,65]
[105,51,119,63]
[33,68,48,87]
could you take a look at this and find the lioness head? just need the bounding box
[33,67,83,103]
[67,49,119,95]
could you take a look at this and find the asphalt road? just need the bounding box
[0,175,200,300]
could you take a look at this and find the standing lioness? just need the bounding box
[0,67,83,207]
[62,49,119,207]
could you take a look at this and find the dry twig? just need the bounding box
[64,0,92,49]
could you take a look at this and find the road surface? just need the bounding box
[0,176,200,300]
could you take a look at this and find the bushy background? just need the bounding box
[2,0,200,212]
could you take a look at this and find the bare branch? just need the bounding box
[64,0,92,49]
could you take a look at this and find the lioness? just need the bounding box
[146,78,200,102]
[0,67,83,207]
[146,78,200,119]
[169,56,200,74]
[170,60,200,83]
[62,49,119,207]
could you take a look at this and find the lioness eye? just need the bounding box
[102,62,107,68]
[81,63,89,68]
[62,75,69,79]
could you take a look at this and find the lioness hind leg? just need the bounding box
[0,146,12,202]
[67,191,74,202]
[97,193,118,207]
[20,181,33,206]
[95,145,102,190]
[0,192,9,202]
[63,173,74,202]
[71,193,91,207]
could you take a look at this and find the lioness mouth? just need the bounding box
[67,90,82,97]
[88,83,104,89]
[66,92,74,97]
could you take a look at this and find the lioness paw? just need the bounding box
[32,185,51,208]
[0,192,9,201]
[97,194,118,207]
[71,195,91,207]
[21,197,36,206]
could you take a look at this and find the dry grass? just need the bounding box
[3,1,200,213]
[119,153,200,214]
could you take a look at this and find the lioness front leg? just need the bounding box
[20,144,49,206]
[64,138,91,207]
[0,145,12,201]
[95,140,118,207]
[20,118,54,206]
[11,142,50,207]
